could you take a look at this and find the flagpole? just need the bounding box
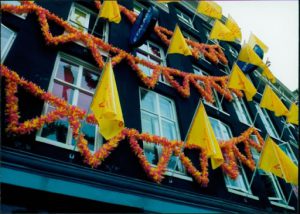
[286,188,294,204]
[91,15,100,35]
[169,99,202,183]
[70,56,110,159]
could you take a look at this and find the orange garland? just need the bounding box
[1,1,244,104]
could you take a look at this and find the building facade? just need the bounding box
[1,0,298,213]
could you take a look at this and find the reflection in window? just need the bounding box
[232,94,252,125]
[37,54,102,151]
[1,24,16,62]
[140,88,184,173]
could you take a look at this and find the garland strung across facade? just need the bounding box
[1,1,243,104]
[1,65,264,186]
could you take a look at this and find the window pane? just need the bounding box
[136,52,152,76]
[70,8,87,30]
[1,1,20,6]
[159,97,173,119]
[144,142,157,165]
[261,174,281,199]
[77,92,92,112]
[81,69,99,92]
[149,44,161,58]
[209,118,223,140]
[140,89,157,113]
[52,82,74,103]
[141,112,159,135]
[56,60,79,85]
[1,24,14,58]
[41,106,69,143]
[72,122,96,151]
[161,120,177,140]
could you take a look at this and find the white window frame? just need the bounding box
[152,1,169,13]
[209,117,258,199]
[1,24,16,63]
[1,1,27,19]
[193,66,223,111]
[280,119,298,148]
[36,52,104,152]
[232,93,252,126]
[139,88,192,181]
[136,40,169,85]
[176,9,198,32]
[67,3,90,33]
[250,135,295,210]
[254,102,279,139]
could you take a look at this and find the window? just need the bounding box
[36,53,103,151]
[254,102,279,139]
[139,88,185,174]
[133,1,145,15]
[232,94,252,125]
[210,118,255,197]
[176,10,197,31]
[205,30,219,45]
[193,66,223,110]
[1,24,16,63]
[250,136,291,207]
[68,4,90,32]
[136,41,168,84]
[1,1,26,19]
[228,45,238,58]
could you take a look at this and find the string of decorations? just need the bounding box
[1,65,264,186]
[0,1,243,104]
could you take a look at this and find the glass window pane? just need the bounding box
[1,1,20,6]
[56,60,79,85]
[144,142,157,164]
[149,44,161,58]
[77,92,92,112]
[141,112,159,135]
[52,82,74,103]
[161,120,177,140]
[70,8,87,30]
[81,69,99,92]
[1,24,14,58]
[209,118,222,140]
[72,122,96,151]
[140,89,157,113]
[159,97,173,119]
[41,106,69,143]
[139,44,148,52]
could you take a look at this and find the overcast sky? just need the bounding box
[215,0,299,91]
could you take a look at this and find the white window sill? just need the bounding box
[165,170,193,182]
[204,103,230,117]
[227,188,259,200]
[270,201,295,211]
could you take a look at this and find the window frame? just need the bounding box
[193,66,223,111]
[209,117,258,199]
[176,9,199,32]
[254,102,279,139]
[139,87,192,181]
[232,93,253,126]
[136,40,170,85]
[36,52,104,152]
[1,24,17,63]
[67,3,91,33]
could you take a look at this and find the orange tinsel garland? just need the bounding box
[0,1,243,104]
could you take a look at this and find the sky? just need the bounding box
[215,0,299,91]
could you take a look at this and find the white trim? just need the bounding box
[1,24,17,63]
[270,201,295,211]
[227,188,259,200]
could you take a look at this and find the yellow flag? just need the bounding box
[225,14,242,41]
[286,103,299,125]
[186,102,224,169]
[99,0,121,24]
[262,65,276,83]
[167,25,192,56]
[248,33,269,53]
[228,64,257,101]
[209,20,235,42]
[90,60,124,140]
[260,85,289,117]
[197,0,222,20]
[238,43,265,68]
[258,137,298,185]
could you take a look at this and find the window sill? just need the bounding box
[270,201,295,211]
[239,121,262,132]
[204,103,230,117]
[227,188,259,200]
[165,170,193,182]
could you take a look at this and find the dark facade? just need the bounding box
[1,0,299,213]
